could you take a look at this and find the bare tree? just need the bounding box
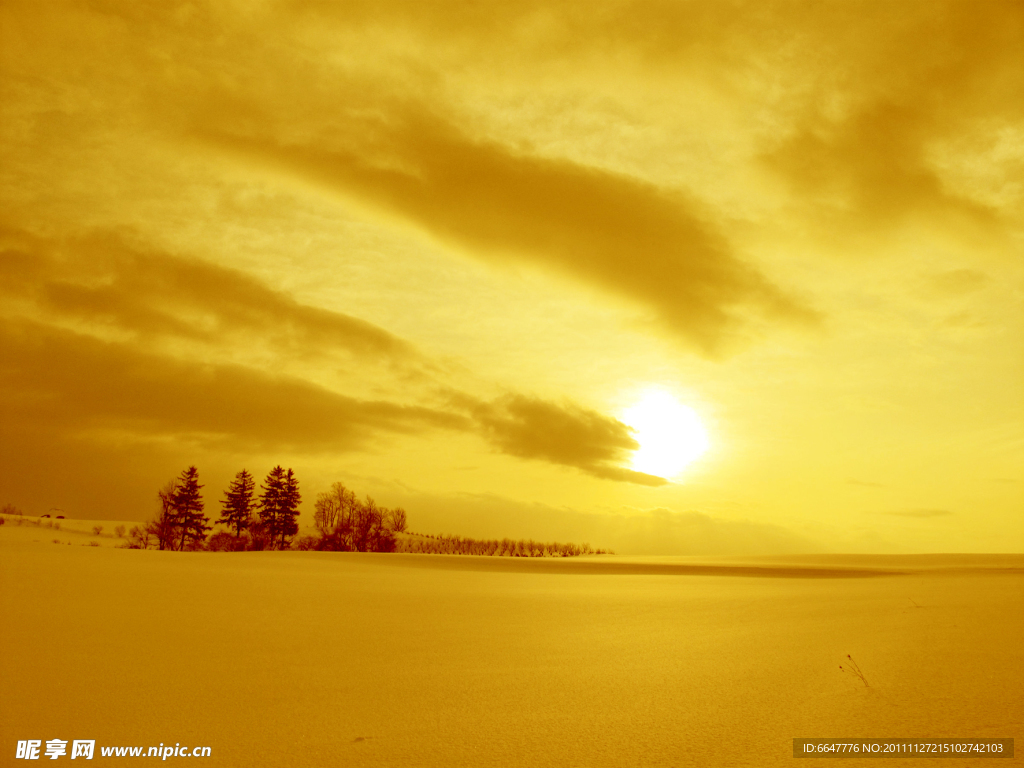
[313,488,342,536]
[388,507,408,533]
[353,496,380,552]
[152,478,180,550]
[125,524,153,549]
[313,482,361,551]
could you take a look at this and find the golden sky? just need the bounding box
[1,0,1021,554]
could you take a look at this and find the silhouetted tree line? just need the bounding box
[126,465,300,551]
[120,471,610,557]
[396,533,610,557]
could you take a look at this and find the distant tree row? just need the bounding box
[396,533,610,557]
[127,465,300,551]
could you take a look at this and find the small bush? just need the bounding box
[0,502,22,518]
[87,541,100,547]
[92,525,104,536]
[246,524,274,551]
[52,539,61,544]
[124,525,152,549]
[114,525,126,538]
[206,531,246,552]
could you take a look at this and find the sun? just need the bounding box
[622,391,709,479]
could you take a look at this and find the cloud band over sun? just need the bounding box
[0,224,661,485]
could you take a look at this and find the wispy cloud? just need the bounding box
[0,224,415,362]
[883,509,954,519]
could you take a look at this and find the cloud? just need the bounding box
[450,392,666,486]
[6,0,829,356]
[0,319,460,453]
[0,315,656,485]
[0,224,414,362]
[883,509,954,519]
[201,109,817,356]
[0,220,660,485]
[253,1,1024,240]
[760,2,1023,230]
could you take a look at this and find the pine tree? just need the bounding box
[218,469,255,539]
[279,468,301,549]
[258,466,286,549]
[170,466,210,551]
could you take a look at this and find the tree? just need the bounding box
[388,506,408,533]
[351,496,396,553]
[170,466,210,551]
[125,524,152,549]
[352,496,378,552]
[313,487,342,537]
[311,481,407,553]
[313,481,360,551]
[152,478,180,550]
[280,468,301,548]
[218,469,256,539]
[259,466,301,549]
[371,505,397,553]
[258,466,285,547]
[247,516,273,551]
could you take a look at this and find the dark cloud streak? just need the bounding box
[452,392,667,486]
[0,224,414,362]
[0,316,659,485]
[202,111,817,356]
[0,319,461,453]
[762,2,1023,231]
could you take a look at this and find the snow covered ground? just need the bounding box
[1,521,1021,766]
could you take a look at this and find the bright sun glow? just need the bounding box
[622,391,709,479]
